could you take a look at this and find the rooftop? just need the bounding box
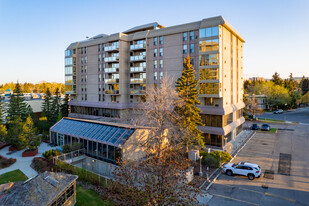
[0,172,77,206]
[123,22,165,34]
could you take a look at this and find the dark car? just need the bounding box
[261,123,271,131]
[251,124,260,130]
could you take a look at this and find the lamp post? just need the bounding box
[219,154,222,167]
[199,155,203,177]
[206,166,209,182]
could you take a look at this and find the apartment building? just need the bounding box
[64,16,245,149]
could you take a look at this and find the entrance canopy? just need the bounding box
[50,118,135,147]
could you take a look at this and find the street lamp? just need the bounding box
[199,155,203,177]
[206,166,209,182]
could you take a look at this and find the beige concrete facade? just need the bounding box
[64,16,245,148]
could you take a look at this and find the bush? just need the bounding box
[42,149,61,161]
[71,142,82,151]
[62,144,71,153]
[0,155,16,169]
[200,150,231,168]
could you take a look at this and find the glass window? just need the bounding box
[190,31,194,40]
[65,57,72,66]
[159,71,163,80]
[159,60,163,68]
[205,97,214,105]
[199,39,219,52]
[199,83,219,94]
[212,26,219,36]
[183,45,187,54]
[154,48,157,57]
[154,60,157,68]
[159,48,163,56]
[159,36,163,45]
[65,66,73,75]
[65,76,73,84]
[206,28,212,37]
[108,145,115,160]
[199,29,205,38]
[200,68,219,80]
[183,32,187,41]
[199,26,219,38]
[154,37,157,45]
[154,72,157,80]
[199,53,219,66]
[190,44,194,53]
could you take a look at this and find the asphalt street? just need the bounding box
[256,107,309,124]
[207,118,309,205]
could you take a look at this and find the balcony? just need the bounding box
[104,56,119,62]
[105,78,119,84]
[130,66,146,73]
[105,90,120,95]
[130,55,146,62]
[130,43,146,50]
[104,45,119,52]
[130,78,146,84]
[130,89,146,95]
[104,67,119,73]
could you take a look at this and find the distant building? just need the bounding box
[0,172,78,206]
[247,94,268,110]
[249,77,264,82]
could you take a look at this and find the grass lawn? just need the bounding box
[258,118,285,123]
[76,185,113,206]
[0,169,28,184]
[258,128,278,133]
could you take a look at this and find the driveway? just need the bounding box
[207,123,309,206]
[0,143,53,178]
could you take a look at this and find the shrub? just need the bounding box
[210,151,231,166]
[71,142,82,151]
[202,156,217,168]
[42,149,61,161]
[200,150,231,168]
[62,144,71,153]
[0,155,16,169]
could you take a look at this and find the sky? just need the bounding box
[0,0,308,84]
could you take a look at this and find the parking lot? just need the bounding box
[207,123,309,206]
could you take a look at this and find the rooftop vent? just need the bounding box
[44,176,59,187]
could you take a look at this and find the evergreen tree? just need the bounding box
[41,88,53,122]
[21,115,40,150]
[6,82,30,121]
[0,97,3,124]
[271,72,284,87]
[0,125,7,142]
[175,56,204,152]
[51,88,61,123]
[6,116,24,149]
[61,94,70,117]
[57,112,63,122]
[301,78,309,95]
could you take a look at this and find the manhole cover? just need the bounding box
[278,153,291,175]
[264,170,274,179]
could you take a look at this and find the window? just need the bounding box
[159,48,163,56]
[99,94,101,101]
[199,83,219,94]
[200,114,222,127]
[183,45,187,54]
[199,39,219,52]
[159,60,163,68]
[223,113,233,126]
[81,57,83,64]
[84,65,87,72]
[65,76,73,84]
[190,44,194,53]
[183,32,187,41]
[98,44,101,51]
[159,71,163,80]
[199,53,219,66]
[199,26,219,38]
[154,60,157,68]
[200,68,219,80]
[98,64,101,72]
[154,48,157,57]
[159,36,163,45]
[154,72,157,80]
[85,94,87,101]
[65,50,72,57]
[190,31,194,40]
[205,97,214,105]
[85,47,87,54]
[66,185,74,199]
[65,57,72,66]
[84,56,87,64]
[65,66,72,75]
[154,37,157,45]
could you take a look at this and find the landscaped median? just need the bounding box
[258,128,278,133]
[257,118,298,125]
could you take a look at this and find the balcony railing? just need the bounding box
[130,78,146,84]
[130,43,146,50]
[104,56,119,62]
[104,45,119,52]
[105,78,119,84]
[130,66,146,73]
[130,55,146,62]
[130,89,146,95]
[105,90,120,95]
[104,67,119,73]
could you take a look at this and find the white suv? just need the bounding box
[223,162,261,180]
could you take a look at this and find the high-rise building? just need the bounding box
[64,16,245,149]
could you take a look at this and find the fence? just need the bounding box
[53,149,113,187]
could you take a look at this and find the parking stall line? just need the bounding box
[211,193,260,206]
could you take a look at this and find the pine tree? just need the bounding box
[41,88,53,122]
[0,98,3,124]
[61,94,70,117]
[21,115,39,150]
[51,88,61,123]
[7,82,31,121]
[6,116,24,149]
[175,56,204,152]
[271,72,284,87]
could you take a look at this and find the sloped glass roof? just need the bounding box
[51,118,135,147]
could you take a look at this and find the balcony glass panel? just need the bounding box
[199,53,219,66]
[130,89,146,95]
[199,83,219,94]
[130,55,146,61]
[130,78,146,83]
[104,45,119,51]
[105,79,119,84]
[199,39,219,52]
[104,56,119,62]
[104,67,118,73]
[130,66,146,72]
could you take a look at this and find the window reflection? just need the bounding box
[199,54,219,66]
[199,26,219,38]
[200,83,219,94]
[199,39,219,52]
[200,68,219,80]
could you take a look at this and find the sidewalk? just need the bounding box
[0,143,53,178]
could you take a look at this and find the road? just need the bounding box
[256,107,309,124]
[207,122,309,206]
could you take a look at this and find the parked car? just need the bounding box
[251,124,260,130]
[261,123,271,131]
[273,109,283,114]
[223,162,261,180]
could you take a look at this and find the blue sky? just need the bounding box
[0,0,308,83]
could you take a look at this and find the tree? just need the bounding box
[266,84,291,109]
[51,88,61,122]
[42,88,53,122]
[0,125,7,142]
[300,78,309,95]
[284,73,298,93]
[175,56,204,152]
[61,94,70,117]
[20,115,40,150]
[6,82,31,121]
[0,98,3,124]
[301,92,309,105]
[244,95,264,117]
[6,116,24,149]
[271,72,284,87]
